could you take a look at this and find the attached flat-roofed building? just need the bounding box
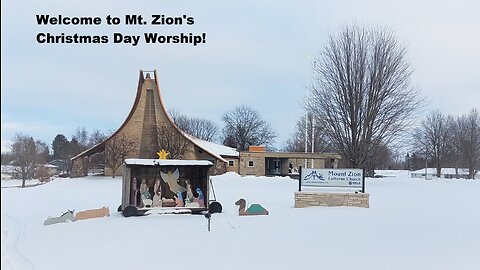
[237,146,341,177]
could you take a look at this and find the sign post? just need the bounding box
[298,166,302,192]
[362,168,365,193]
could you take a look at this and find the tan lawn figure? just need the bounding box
[235,198,269,216]
[74,207,110,221]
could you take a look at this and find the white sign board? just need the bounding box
[301,168,363,188]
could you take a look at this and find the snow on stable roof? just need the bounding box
[187,135,239,157]
[124,159,213,166]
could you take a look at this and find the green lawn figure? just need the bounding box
[235,198,269,216]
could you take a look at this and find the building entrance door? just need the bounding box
[273,159,281,175]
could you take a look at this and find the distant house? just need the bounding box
[410,168,479,179]
[1,165,20,179]
[47,159,68,172]
[35,164,59,179]
[1,164,58,180]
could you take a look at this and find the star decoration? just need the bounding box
[157,149,169,160]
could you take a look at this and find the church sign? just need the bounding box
[298,167,365,192]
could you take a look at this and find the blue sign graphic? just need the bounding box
[303,170,324,181]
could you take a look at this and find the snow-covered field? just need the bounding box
[2,171,480,270]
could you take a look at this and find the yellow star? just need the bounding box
[157,149,169,160]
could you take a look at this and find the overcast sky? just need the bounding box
[2,0,479,152]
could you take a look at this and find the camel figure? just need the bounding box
[235,198,269,216]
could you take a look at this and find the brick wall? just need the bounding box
[294,192,369,208]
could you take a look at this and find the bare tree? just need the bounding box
[412,111,453,177]
[186,118,218,141]
[364,142,394,171]
[169,109,218,141]
[34,139,51,182]
[457,109,480,179]
[445,115,463,177]
[284,113,329,152]
[154,125,190,159]
[405,151,430,171]
[221,105,277,151]
[72,127,89,151]
[1,152,15,165]
[35,140,50,164]
[88,129,108,147]
[306,25,420,168]
[169,109,189,128]
[104,134,137,177]
[11,134,37,187]
[80,129,108,176]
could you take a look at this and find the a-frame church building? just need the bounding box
[70,70,228,177]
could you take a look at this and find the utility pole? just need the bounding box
[305,113,308,168]
[311,116,315,168]
[425,136,428,180]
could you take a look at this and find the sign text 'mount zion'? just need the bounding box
[301,168,363,188]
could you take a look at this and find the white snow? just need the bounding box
[1,171,480,270]
[410,168,479,179]
[0,179,43,188]
[374,169,411,178]
[410,168,471,175]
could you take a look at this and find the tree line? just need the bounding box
[1,107,279,181]
[1,128,108,187]
[3,25,479,182]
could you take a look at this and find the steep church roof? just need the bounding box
[71,70,226,163]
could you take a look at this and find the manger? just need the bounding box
[119,159,221,217]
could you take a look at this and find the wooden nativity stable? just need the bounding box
[120,158,221,217]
